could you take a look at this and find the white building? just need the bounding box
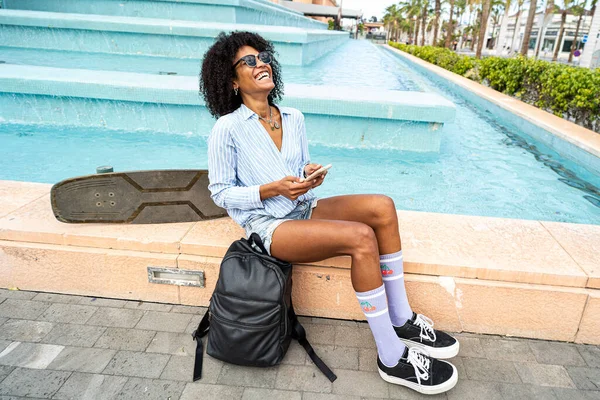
[494,10,594,61]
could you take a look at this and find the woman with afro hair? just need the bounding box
[201,31,459,395]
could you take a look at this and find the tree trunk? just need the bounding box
[471,9,482,51]
[477,0,492,57]
[520,0,537,56]
[496,0,512,54]
[552,11,566,61]
[416,19,421,45]
[568,11,583,62]
[433,0,441,45]
[421,6,427,45]
[510,9,522,52]
[445,0,456,47]
[491,19,498,48]
[535,0,554,58]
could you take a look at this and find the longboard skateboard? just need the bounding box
[51,169,227,224]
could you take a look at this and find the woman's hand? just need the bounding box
[276,176,314,201]
[303,163,327,189]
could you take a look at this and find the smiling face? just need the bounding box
[232,45,275,97]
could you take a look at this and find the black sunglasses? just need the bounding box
[232,51,273,69]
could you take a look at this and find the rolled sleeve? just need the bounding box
[208,121,265,211]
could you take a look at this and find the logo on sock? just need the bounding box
[380,264,394,276]
[360,301,377,312]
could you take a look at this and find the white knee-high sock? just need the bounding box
[380,250,413,326]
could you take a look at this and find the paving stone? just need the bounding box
[46,347,116,373]
[566,366,600,391]
[78,297,127,308]
[180,383,244,400]
[114,377,186,400]
[480,338,537,362]
[160,355,223,383]
[0,368,71,398]
[145,331,195,356]
[462,357,521,383]
[93,327,156,352]
[170,305,206,314]
[497,383,558,400]
[552,388,600,400]
[102,351,170,379]
[450,357,465,380]
[0,342,11,354]
[52,372,128,400]
[275,364,333,393]
[456,337,485,358]
[0,365,15,382]
[41,323,106,347]
[331,369,388,398]
[135,311,192,333]
[446,380,503,400]
[334,326,376,348]
[218,363,278,389]
[0,317,6,326]
[529,341,587,366]
[0,342,64,369]
[0,320,54,343]
[124,301,173,312]
[32,293,86,304]
[0,289,37,300]
[310,317,368,329]
[281,341,308,366]
[242,388,302,400]
[38,303,97,325]
[0,300,51,320]
[390,382,449,400]
[298,324,336,346]
[514,363,575,388]
[301,394,361,400]
[86,307,144,329]
[307,345,359,370]
[185,314,204,335]
[359,348,378,372]
[578,345,600,368]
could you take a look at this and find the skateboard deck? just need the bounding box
[51,169,227,224]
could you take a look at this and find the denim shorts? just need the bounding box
[244,198,319,255]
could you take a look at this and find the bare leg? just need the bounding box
[269,219,381,292]
[310,194,401,255]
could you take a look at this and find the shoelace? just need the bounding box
[406,347,431,385]
[414,314,437,343]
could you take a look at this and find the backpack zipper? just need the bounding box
[210,310,280,330]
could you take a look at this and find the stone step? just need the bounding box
[1,0,327,30]
[1,180,599,344]
[0,64,456,152]
[0,10,344,66]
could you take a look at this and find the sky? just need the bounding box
[338,0,393,21]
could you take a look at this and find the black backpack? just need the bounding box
[192,233,337,382]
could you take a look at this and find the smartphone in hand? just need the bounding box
[301,164,332,183]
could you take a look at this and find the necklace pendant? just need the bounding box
[274,121,280,129]
[270,125,275,131]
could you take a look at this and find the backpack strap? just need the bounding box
[289,305,337,382]
[191,310,210,382]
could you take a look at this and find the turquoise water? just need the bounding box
[1,41,600,224]
[0,41,421,91]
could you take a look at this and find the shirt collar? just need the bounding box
[237,103,291,120]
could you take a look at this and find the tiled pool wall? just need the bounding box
[0,11,346,66]
[1,0,327,29]
[384,47,600,177]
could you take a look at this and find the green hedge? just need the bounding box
[388,42,600,133]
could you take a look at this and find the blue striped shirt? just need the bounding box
[207,103,315,227]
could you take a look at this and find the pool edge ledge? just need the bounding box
[383,44,600,165]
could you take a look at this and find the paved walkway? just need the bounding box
[0,288,599,399]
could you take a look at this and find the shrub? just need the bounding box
[388,42,600,133]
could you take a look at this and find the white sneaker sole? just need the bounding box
[378,361,458,395]
[399,338,460,359]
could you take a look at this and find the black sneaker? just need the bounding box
[394,312,459,359]
[378,346,458,395]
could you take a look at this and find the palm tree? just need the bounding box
[420,0,432,45]
[477,0,493,57]
[495,0,512,53]
[552,0,574,61]
[510,0,526,52]
[445,0,457,46]
[384,4,402,41]
[568,0,585,62]
[400,0,423,43]
[433,0,443,45]
[520,0,538,56]
[489,0,504,47]
[535,0,559,57]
